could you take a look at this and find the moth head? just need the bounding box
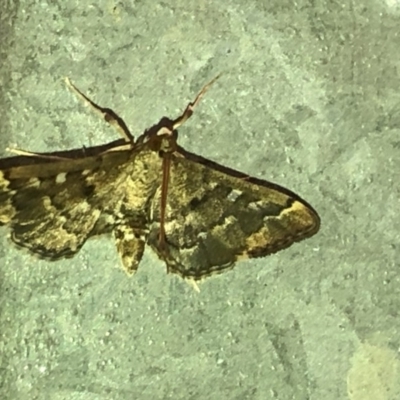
[144,117,178,155]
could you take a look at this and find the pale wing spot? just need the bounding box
[197,231,207,240]
[103,213,117,225]
[226,214,237,225]
[42,196,53,210]
[248,201,264,211]
[0,201,16,223]
[55,172,67,184]
[27,177,41,188]
[122,229,135,241]
[74,201,91,213]
[279,200,316,226]
[0,171,9,190]
[208,181,218,190]
[212,215,238,236]
[280,200,306,216]
[227,189,242,202]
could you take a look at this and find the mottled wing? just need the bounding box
[148,148,320,280]
[0,146,132,260]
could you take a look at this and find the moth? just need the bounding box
[0,76,320,281]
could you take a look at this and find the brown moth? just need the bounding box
[0,77,320,281]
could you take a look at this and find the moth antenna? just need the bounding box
[172,74,222,130]
[65,77,135,144]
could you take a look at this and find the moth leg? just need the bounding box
[172,74,221,130]
[113,224,147,275]
[156,75,221,248]
[65,77,134,144]
[186,279,201,293]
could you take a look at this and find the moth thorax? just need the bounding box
[156,128,178,154]
[159,137,177,153]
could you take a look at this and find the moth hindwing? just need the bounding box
[0,77,320,281]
